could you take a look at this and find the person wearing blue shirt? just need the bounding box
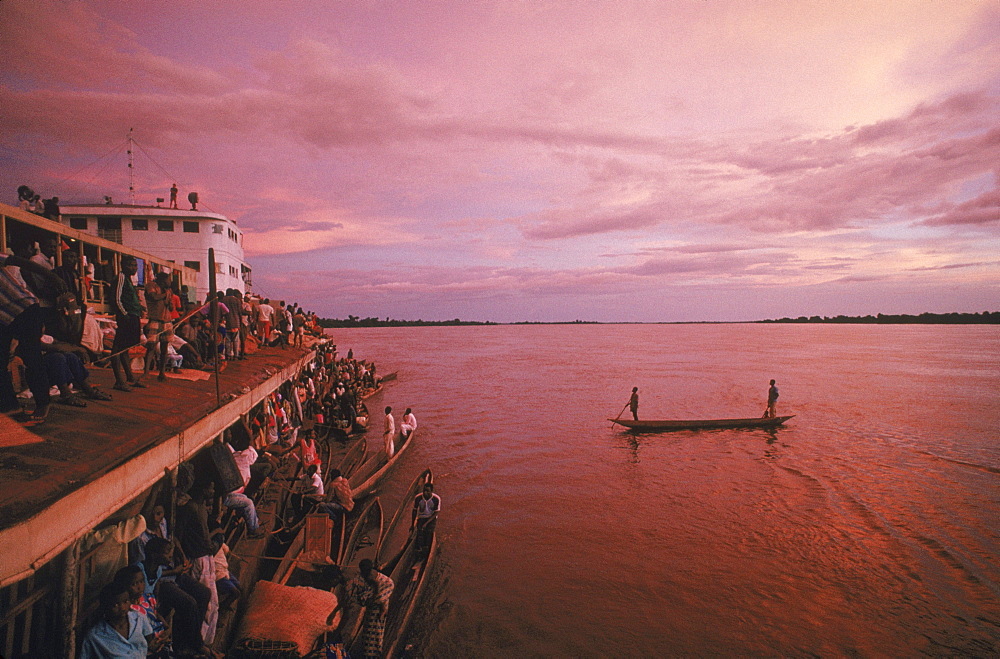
[80,580,156,658]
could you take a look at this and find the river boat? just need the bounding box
[345,469,434,657]
[40,132,252,301]
[339,496,385,567]
[314,403,369,442]
[380,530,437,658]
[609,415,795,431]
[335,438,368,479]
[359,384,383,400]
[330,496,386,649]
[271,497,384,587]
[378,469,433,563]
[0,199,406,657]
[348,430,417,500]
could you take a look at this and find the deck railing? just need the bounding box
[1,203,199,313]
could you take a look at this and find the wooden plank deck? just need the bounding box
[0,343,316,587]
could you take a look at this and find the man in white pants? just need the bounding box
[383,406,395,458]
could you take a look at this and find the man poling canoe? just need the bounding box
[611,386,639,426]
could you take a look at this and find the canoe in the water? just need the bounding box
[609,415,794,431]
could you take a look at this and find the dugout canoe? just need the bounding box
[347,468,436,659]
[378,469,433,567]
[609,415,795,431]
[348,429,416,500]
[334,497,386,649]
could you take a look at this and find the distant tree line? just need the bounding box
[317,312,1000,327]
[757,312,1000,324]
[317,315,496,328]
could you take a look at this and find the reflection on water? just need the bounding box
[331,324,1000,656]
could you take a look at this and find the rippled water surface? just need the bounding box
[331,324,1000,657]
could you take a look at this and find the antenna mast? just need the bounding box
[127,128,135,206]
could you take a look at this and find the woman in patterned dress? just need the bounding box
[348,559,394,658]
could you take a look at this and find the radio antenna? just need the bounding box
[127,127,135,206]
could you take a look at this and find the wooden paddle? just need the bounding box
[611,401,630,428]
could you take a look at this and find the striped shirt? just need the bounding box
[0,254,39,326]
[114,272,143,317]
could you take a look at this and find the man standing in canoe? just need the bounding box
[411,481,440,554]
[629,387,639,421]
[765,379,779,418]
[383,406,395,458]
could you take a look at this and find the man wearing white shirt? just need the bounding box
[383,406,395,458]
[256,299,274,343]
[226,439,265,539]
[401,407,417,439]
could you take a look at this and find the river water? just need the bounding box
[329,324,1000,657]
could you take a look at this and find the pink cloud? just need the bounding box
[922,189,1000,226]
[3,0,999,321]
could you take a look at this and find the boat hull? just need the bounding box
[609,415,795,431]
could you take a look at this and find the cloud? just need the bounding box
[907,261,994,271]
[921,188,1000,226]
[518,203,666,240]
[2,0,999,320]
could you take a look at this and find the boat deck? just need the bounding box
[0,342,317,586]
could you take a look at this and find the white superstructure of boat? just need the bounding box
[58,202,250,302]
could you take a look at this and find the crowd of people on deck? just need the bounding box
[16,184,61,221]
[75,339,404,657]
[6,191,438,656]
[1,207,329,424]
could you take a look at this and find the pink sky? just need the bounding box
[1,0,998,321]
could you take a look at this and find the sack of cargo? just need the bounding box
[232,580,340,657]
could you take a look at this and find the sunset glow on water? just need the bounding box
[339,324,1000,656]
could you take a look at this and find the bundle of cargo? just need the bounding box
[229,579,341,658]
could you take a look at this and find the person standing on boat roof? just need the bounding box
[384,406,395,458]
[629,387,639,421]
[256,298,274,343]
[169,183,178,209]
[766,379,779,418]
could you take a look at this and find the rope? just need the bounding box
[131,138,186,185]
[93,299,211,366]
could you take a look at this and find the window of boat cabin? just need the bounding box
[69,216,88,230]
[183,221,199,233]
[212,224,223,234]
[97,217,122,243]
[184,260,201,272]
[215,262,224,274]
[158,220,174,231]
[131,218,148,230]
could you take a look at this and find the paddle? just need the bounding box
[611,401,630,428]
